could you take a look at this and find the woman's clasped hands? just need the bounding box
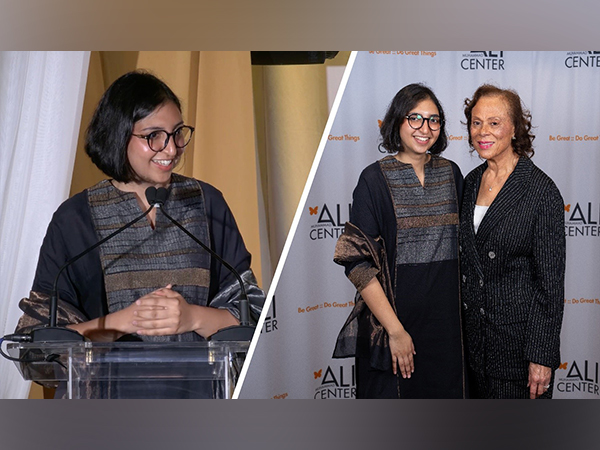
[131,284,197,336]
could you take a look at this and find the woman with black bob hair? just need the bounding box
[333,83,465,398]
[379,83,449,156]
[16,71,265,389]
[85,70,184,183]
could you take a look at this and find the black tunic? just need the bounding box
[343,155,465,399]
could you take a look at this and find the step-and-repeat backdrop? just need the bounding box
[241,51,600,399]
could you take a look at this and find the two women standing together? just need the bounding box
[334,83,566,399]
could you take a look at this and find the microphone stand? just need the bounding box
[149,187,255,342]
[30,203,156,343]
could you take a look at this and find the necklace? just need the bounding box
[484,156,520,192]
[484,176,505,192]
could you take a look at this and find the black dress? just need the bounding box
[337,155,465,399]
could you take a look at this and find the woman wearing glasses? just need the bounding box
[17,71,264,347]
[334,83,465,398]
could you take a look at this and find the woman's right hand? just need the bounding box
[389,328,416,378]
[67,288,172,341]
[357,278,416,379]
[107,289,175,335]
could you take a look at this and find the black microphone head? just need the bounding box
[145,187,157,206]
[156,187,169,206]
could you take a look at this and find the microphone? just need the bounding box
[146,186,168,207]
[147,187,255,341]
[30,192,157,343]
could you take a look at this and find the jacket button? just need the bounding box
[462,275,467,283]
[480,307,485,316]
[488,251,496,259]
[463,302,468,310]
[459,245,463,252]
[479,279,484,287]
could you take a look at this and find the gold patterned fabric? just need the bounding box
[16,291,87,335]
[332,222,395,371]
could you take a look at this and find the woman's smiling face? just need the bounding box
[469,95,516,162]
[126,101,184,187]
[399,98,440,157]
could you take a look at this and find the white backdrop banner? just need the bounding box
[241,51,600,399]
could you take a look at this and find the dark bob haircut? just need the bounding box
[464,84,535,158]
[379,83,448,155]
[85,70,182,182]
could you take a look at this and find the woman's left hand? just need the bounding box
[132,284,198,336]
[528,362,552,399]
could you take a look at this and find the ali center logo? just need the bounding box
[556,360,600,397]
[564,51,600,68]
[460,51,505,71]
[260,295,278,334]
[564,202,600,238]
[313,364,356,399]
[308,202,351,241]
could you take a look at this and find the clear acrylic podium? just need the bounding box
[8,340,249,399]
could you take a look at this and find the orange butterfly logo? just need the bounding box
[314,369,322,379]
[377,119,383,128]
[558,362,568,370]
[309,206,318,215]
[564,204,571,212]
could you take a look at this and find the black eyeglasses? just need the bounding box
[132,125,195,152]
[405,114,442,131]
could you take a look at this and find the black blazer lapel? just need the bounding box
[475,156,533,246]
[462,162,486,278]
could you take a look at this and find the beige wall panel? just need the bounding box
[99,51,139,88]
[70,51,110,196]
[194,51,262,283]
[261,64,328,265]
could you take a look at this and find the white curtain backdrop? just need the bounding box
[0,51,90,399]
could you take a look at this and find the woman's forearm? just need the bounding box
[360,277,404,337]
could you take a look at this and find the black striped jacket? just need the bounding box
[460,156,566,379]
